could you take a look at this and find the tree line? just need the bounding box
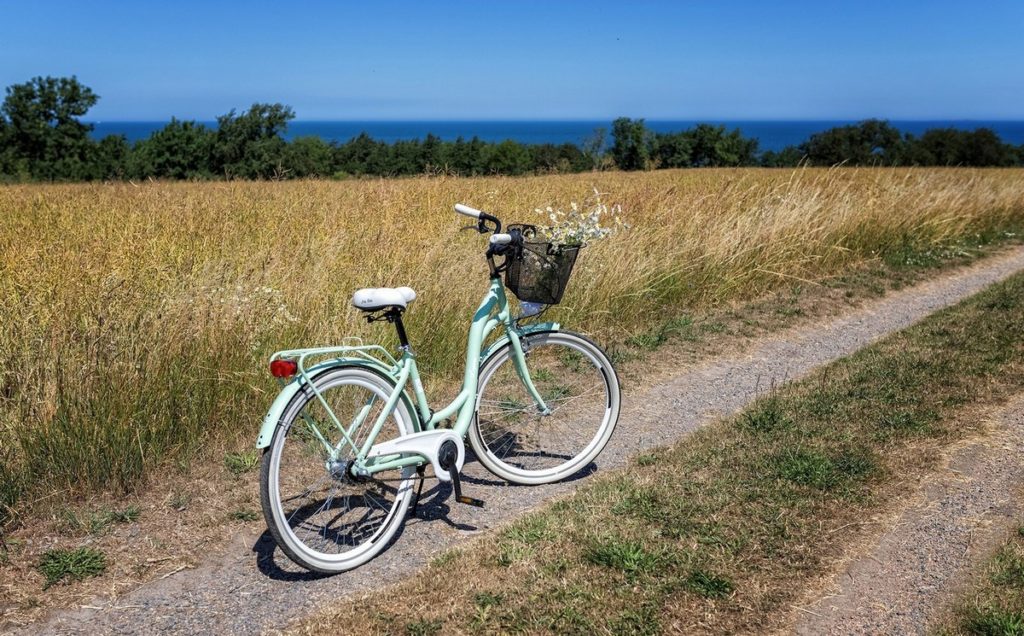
[1,76,1022,182]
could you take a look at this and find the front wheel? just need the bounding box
[470,331,621,485]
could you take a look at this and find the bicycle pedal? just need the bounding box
[439,440,486,509]
[455,495,485,508]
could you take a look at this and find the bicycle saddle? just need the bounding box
[351,286,417,312]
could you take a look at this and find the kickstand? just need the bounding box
[410,465,426,517]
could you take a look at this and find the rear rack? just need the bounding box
[267,338,404,457]
[269,337,401,387]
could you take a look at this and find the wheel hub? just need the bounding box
[326,459,352,482]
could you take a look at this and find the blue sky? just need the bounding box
[1,1,1022,121]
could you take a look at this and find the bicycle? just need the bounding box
[256,203,621,573]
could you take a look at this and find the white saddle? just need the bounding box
[351,286,417,312]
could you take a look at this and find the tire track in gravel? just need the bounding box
[24,246,1024,636]
[793,395,1024,636]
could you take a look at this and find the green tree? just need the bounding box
[557,142,589,172]
[283,136,334,178]
[334,132,388,176]
[483,139,533,175]
[128,118,215,179]
[442,136,488,175]
[212,103,294,178]
[530,143,563,173]
[90,134,131,180]
[581,127,608,170]
[800,119,905,166]
[420,133,444,172]
[651,131,693,168]
[686,124,759,167]
[759,145,805,167]
[0,116,15,178]
[611,117,651,170]
[0,76,99,180]
[956,128,1016,166]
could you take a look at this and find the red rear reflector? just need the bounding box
[270,359,298,378]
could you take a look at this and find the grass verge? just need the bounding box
[295,266,1024,634]
[939,527,1024,635]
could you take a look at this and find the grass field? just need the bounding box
[2,167,1024,526]
[296,260,1024,635]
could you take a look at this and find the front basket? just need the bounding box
[504,224,581,305]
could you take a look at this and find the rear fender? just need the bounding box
[255,359,415,449]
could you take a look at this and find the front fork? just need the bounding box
[506,329,551,415]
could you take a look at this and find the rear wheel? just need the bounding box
[260,367,415,573]
[470,331,620,485]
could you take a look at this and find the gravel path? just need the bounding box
[794,396,1024,635]
[24,246,1024,636]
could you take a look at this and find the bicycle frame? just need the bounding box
[255,277,560,477]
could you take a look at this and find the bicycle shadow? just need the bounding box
[253,510,416,582]
[459,448,599,488]
[252,452,598,581]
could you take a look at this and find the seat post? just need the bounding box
[386,309,411,349]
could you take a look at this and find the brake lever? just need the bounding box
[459,224,479,232]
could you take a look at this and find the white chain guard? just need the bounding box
[365,429,464,481]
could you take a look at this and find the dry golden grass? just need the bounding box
[1,167,1023,523]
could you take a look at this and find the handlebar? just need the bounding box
[455,204,522,277]
[454,203,502,234]
[454,203,483,219]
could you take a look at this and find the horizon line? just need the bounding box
[85,117,1024,123]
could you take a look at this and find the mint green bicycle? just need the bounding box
[256,204,621,572]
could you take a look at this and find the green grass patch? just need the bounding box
[61,505,140,535]
[685,568,734,599]
[584,536,662,580]
[626,316,699,351]
[943,527,1024,634]
[430,549,459,568]
[768,446,878,491]
[229,509,259,522]
[634,453,657,467]
[224,449,260,477]
[38,547,107,589]
[960,605,1024,635]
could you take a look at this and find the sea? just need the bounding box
[87,120,1024,154]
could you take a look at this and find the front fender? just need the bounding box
[479,321,560,367]
[255,359,402,449]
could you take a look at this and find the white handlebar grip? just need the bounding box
[454,203,483,219]
[489,233,512,245]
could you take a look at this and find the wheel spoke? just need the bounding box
[474,336,617,477]
[265,370,413,570]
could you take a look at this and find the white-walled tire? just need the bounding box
[260,367,415,573]
[470,331,620,485]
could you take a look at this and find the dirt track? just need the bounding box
[793,396,1024,635]
[20,245,1024,636]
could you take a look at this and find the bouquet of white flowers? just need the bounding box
[535,189,625,249]
[504,191,626,309]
